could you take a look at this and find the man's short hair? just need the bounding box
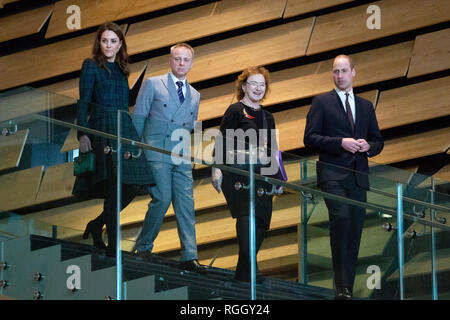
[334,54,354,69]
[170,43,195,58]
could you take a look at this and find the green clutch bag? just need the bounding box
[73,152,96,176]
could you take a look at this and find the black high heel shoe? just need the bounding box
[83,220,107,250]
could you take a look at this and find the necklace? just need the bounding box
[240,99,260,111]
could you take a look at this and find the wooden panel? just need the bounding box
[144,18,314,84]
[434,165,450,182]
[197,41,409,122]
[0,25,126,92]
[127,0,286,55]
[196,232,299,272]
[408,28,450,78]
[0,88,76,123]
[198,83,235,121]
[263,41,409,107]
[0,166,44,211]
[27,161,305,232]
[283,0,353,18]
[371,128,450,164]
[41,60,148,100]
[0,5,53,43]
[136,192,301,253]
[275,106,310,151]
[60,127,78,153]
[307,0,450,55]
[376,76,450,130]
[0,129,28,171]
[45,0,194,38]
[35,162,76,204]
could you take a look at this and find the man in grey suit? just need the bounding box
[132,43,207,272]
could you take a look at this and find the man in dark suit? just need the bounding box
[304,55,384,299]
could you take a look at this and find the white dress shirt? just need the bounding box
[335,88,355,123]
[169,72,187,97]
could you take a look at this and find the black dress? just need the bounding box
[217,101,277,282]
[218,102,276,229]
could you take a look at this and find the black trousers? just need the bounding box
[93,182,137,252]
[320,175,367,292]
[234,215,267,281]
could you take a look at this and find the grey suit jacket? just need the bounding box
[132,72,200,164]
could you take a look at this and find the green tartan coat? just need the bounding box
[72,59,153,198]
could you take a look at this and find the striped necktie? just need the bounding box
[176,81,185,104]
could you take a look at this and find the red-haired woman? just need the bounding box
[212,66,282,282]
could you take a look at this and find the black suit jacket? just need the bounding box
[304,90,384,190]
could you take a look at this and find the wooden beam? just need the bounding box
[34,162,76,205]
[376,76,450,130]
[283,0,353,18]
[0,5,53,43]
[408,28,450,78]
[0,129,28,171]
[197,41,410,122]
[307,0,450,55]
[0,166,44,212]
[0,88,76,123]
[45,0,195,38]
[144,18,314,84]
[371,128,450,165]
[127,0,287,55]
[0,25,126,92]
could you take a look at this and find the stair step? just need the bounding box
[23,235,335,300]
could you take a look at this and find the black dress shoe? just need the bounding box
[83,220,107,250]
[335,287,353,300]
[136,251,157,259]
[179,259,209,273]
[234,271,265,284]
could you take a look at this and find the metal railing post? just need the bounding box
[249,144,256,300]
[397,183,404,300]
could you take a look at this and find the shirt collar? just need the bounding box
[335,88,354,99]
[169,72,187,87]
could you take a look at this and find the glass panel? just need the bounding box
[1,86,449,300]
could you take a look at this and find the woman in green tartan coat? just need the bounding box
[72,23,153,256]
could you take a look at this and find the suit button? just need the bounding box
[167,135,170,138]
[182,123,186,126]
[171,119,174,122]
[164,104,167,107]
[190,112,193,115]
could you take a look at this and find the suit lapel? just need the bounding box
[162,73,182,108]
[354,95,366,137]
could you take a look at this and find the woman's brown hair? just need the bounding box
[92,22,129,77]
[235,66,271,101]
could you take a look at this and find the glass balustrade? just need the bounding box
[0,86,449,300]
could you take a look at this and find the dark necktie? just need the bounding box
[345,93,355,134]
[176,81,185,104]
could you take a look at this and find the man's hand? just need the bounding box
[341,138,371,154]
[79,135,92,153]
[341,138,362,154]
[356,139,371,153]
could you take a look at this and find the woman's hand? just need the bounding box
[211,167,223,193]
[275,185,283,195]
[79,135,92,153]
